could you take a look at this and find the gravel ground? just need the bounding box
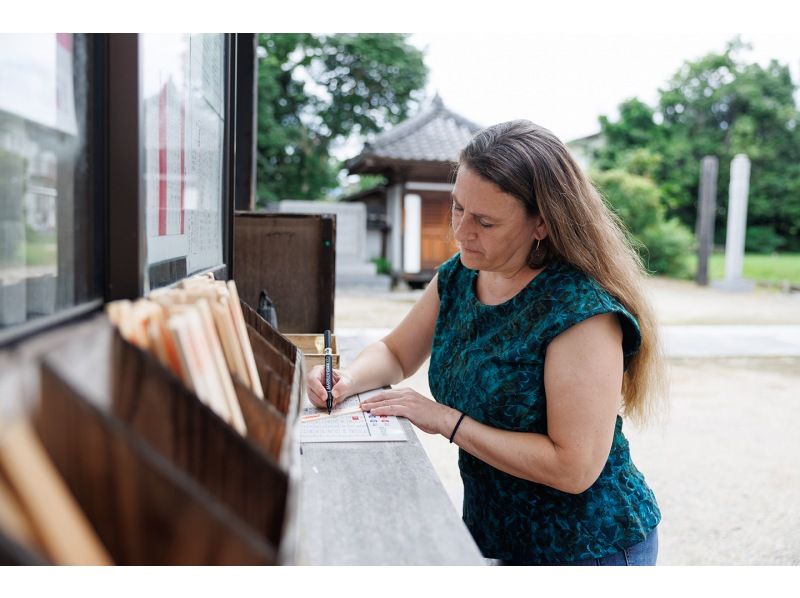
[333,277,800,565]
[646,277,800,325]
[336,276,800,328]
[626,357,800,565]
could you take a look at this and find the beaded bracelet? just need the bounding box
[449,412,467,443]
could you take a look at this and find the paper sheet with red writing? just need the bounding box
[300,388,407,443]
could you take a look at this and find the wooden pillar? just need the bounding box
[695,156,718,286]
[233,34,258,212]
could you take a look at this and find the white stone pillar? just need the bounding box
[715,154,754,291]
[387,184,403,274]
[403,194,421,274]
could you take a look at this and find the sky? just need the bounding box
[5,1,800,151]
[409,31,800,143]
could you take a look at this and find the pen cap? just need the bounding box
[324,329,331,349]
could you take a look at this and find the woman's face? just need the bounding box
[451,166,544,273]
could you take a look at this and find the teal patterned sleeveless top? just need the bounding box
[429,253,661,564]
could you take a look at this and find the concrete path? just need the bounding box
[337,325,800,359]
[663,325,800,357]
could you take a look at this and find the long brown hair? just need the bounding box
[459,120,667,425]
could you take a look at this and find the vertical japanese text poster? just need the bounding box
[142,34,224,276]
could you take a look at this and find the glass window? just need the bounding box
[0,34,99,333]
[141,34,226,289]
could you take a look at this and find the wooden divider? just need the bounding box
[240,300,306,466]
[109,330,290,549]
[233,378,286,461]
[240,300,305,426]
[34,363,276,565]
[0,299,305,565]
[240,299,298,363]
[247,327,292,415]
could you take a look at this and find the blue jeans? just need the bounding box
[564,527,659,566]
[486,526,659,566]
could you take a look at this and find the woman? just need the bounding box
[307,120,666,566]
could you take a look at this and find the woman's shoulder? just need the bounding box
[541,260,642,361]
[543,260,620,308]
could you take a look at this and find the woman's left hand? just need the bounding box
[360,388,454,436]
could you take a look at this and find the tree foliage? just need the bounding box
[595,38,800,253]
[255,33,427,205]
[592,169,694,277]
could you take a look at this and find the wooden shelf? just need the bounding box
[0,305,303,565]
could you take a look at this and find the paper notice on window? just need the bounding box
[142,33,224,276]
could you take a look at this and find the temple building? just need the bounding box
[344,95,482,286]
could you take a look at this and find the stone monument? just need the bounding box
[713,154,755,292]
[695,156,718,286]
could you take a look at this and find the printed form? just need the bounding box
[300,388,407,443]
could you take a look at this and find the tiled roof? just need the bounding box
[346,96,483,169]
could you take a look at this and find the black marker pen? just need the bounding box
[324,329,333,414]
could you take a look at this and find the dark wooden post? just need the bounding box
[695,156,718,286]
[106,34,144,300]
[233,34,258,213]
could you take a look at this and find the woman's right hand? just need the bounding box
[306,365,354,410]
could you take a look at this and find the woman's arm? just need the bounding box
[306,274,441,408]
[363,312,624,494]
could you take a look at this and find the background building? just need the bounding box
[344,95,481,286]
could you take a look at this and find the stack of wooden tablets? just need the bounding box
[106,277,263,436]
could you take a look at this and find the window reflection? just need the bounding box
[0,34,97,331]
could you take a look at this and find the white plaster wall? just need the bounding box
[387,184,403,273]
[277,200,367,265]
[403,193,421,274]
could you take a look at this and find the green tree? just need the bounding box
[596,38,800,252]
[592,169,694,277]
[595,98,663,173]
[256,33,427,205]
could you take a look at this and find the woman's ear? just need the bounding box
[533,215,549,241]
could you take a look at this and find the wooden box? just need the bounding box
[36,359,278,565]
[233,212,336,334]
[284,333,340,372]
[0,305,303,565]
